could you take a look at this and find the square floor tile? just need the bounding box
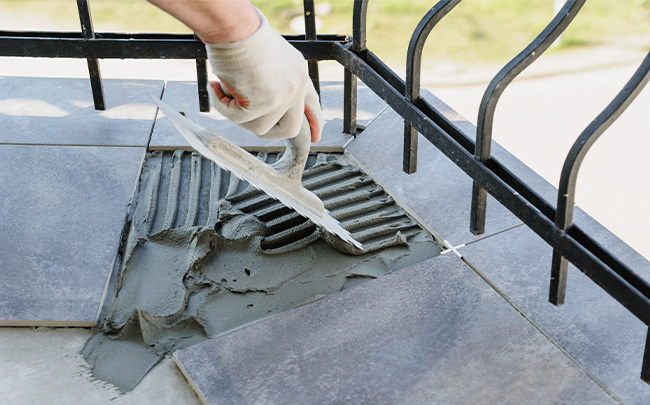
[458,215,650,404]
[0,77,163,146]
[175,254,614,405]
[0,144,145,326]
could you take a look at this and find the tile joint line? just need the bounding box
[459,255,623,404]
[440,222,525,255]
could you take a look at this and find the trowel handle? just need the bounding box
[274,116,312,183]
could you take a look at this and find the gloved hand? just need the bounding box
[205,10,323,143]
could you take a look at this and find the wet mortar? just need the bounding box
[84,150,441,391]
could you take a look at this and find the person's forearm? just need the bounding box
[147,0,260,43]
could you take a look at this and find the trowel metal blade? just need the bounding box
[153,97,363,250]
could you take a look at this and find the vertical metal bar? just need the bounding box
[76,0,105,110]
[642,328,650,383]
[403,123,418,173]
[196,58,210,112]
[404,0,462,174]
[352,0,369,52]
[303,0,320,99]
[549,251,569,305]
[550,50,650,306]
[470,0,585,235]
[343,68,358,135]
[194,33,210,113]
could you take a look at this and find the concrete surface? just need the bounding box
[0,327,201,404]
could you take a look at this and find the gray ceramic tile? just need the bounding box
[345,109,507,246]
[0,77,163,146]
[458,213,650,404]
[149,81,386,150]
[345,89,564,247]
[175,254,614,405]
[0,144,145,326]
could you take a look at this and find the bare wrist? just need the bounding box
[148,0,261,43]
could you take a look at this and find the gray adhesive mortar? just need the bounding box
[83,150,440,391]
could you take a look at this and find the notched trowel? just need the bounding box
[153,97,363,250]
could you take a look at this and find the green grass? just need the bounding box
[3,0,649,65]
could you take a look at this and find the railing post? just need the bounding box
[352,0,368,53]
[344,68,358,135]
[470,0,586,235]
[343,0,368,136]
[195,58,210,112]
[404,0,462,174]
[194,34,210,112]
[642,327,650,383]
[76,0,105,110]
[303,0,321,99]
[549,50,650,307]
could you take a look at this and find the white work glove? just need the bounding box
[205,10,323,143]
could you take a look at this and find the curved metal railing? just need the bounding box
[403,0,462,174]
[550,51,650,307]
[470,0,586,235]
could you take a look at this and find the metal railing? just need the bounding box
[1,0,649,383]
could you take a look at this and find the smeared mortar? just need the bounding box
[84,151,440,391]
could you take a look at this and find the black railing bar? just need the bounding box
[76,0,105,110]
[343,68,358,135]
[347,0,367,133]
[193,33,210,113]
[643,329,650,383]
[333,43,650,326]
[485,157,556,220]
[414,90,475,154]
[361,49,406,94]
[568,224,650,299]
[303,0,321,98]
[404,0,462,174]
[358,51,559,209]
[352,0,368,52]
[551,50,650,305]
[195,58,210,112]
[471,0,586,235]
[0,30,349,42]
[347,44,641,265]
[0,36,340,61]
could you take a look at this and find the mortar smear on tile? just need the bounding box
[83,150,440,391]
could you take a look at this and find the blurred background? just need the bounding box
[1,0,649,259]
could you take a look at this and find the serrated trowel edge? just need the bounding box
[152,97,363,250]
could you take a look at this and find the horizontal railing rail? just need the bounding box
[1,0,649,384]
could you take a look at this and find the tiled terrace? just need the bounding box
[1,73,649,404]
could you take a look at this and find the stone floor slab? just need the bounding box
[175,254,614,405]
[0,76,163,146]
[149,81,387,150]
[346,107,511,246]
[0,144,144,326]
[458,212,650,404]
